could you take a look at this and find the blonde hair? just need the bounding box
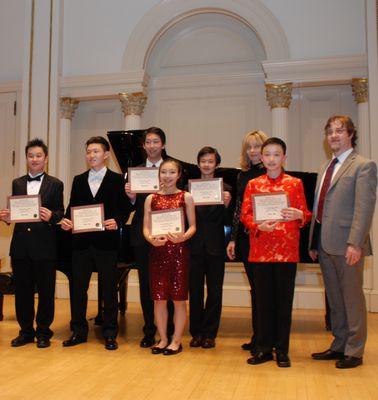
[240,130,269,171]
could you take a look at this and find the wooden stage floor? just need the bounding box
[0,296,378,400]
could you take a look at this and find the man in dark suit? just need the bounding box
[61,136,130,350]
[309,115,377,369]
[188,147,232,349]
[0,138,64,348]
[125,126,199,348]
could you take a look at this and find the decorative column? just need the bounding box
[119,92,147,130]
[265,82,293,144]
[352,78,370,158]
[59,97,79,204]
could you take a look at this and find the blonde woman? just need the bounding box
[226,130,268,353]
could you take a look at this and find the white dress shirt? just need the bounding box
[27,172,45,195]
[314,147,354,216]
[88,166,107,197]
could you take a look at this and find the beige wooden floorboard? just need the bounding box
[1,297,378,400]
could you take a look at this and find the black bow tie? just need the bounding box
[27,173,44,182]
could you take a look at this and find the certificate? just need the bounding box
[150,208,185,237]
[8,195,41,223]
[71,204,105,234]
[189,178,224,205]
[252,192,289,223]
[128,167,160,193]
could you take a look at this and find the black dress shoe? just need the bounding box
[163,344,183,356]
[189,336,202,348]
[311,349,344,360]
[276,352,291,368]
[11,335,34,347]
[105,337,118,350]
[241,341,252,351]
[247,352,273,365]
[62,335,87,347]
[336,356,363,369]
[202,338,215,349]
[37,337,51,348]
[140,336,156,348]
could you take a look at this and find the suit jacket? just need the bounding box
[10,174,64,260]
[128,156,200,248]
[309,151,377,256]
[189,182,232,256]
[65,169,131,251]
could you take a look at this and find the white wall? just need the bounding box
[0,0,26,82]
[261,0,366,59]
[62,0,366,77]
[62,0,161,76]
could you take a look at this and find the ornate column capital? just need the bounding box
[60,97,79,120]
[352,78,368,104]
[119,92,147,116]
[265,82,293,109]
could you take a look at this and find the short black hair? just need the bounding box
[261,137,287,155]
[143,127,166,145]
[197,146,221,165]
[85,136,110,152]
[25,138,48,156]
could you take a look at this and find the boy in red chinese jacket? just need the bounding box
[240,137,311,367]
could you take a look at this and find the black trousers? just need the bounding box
[252,262,297,354]
[134,243,174,338]
[189,252,225,339]
[71,246,118,338]
[237,232,258,349]
[12,258,56,339]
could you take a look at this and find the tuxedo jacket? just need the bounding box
[65,169,131,251]
[189,182,232,257]
[309,151,377,256]
[10,174,64,260]
[128,156,200,248]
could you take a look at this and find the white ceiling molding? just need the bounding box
[262,55,368,85]
[122,0,290,73]
[60,71,149,99]
[151,71,265,90]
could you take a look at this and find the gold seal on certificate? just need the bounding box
[71,204,105,234]
[128,167,160,193]
[150,208,185,237]
[188,178,224,205]
[252,192,289,223]
[7,194,41,223]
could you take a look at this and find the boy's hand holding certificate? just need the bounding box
[252,192,289,223]
[189,178,224,205]
[71,204,105,233]
[8,194,41,223]
[128,167,160,193]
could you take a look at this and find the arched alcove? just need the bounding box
[122,0,290,73]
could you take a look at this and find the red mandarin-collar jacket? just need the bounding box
[240,172,311,263]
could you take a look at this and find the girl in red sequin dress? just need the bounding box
[143,159,196,355]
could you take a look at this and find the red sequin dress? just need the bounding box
[149,191,189,301]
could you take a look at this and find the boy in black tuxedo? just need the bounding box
[189,147,232,348]
[0,138,64,348]
[61,136,130,350]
